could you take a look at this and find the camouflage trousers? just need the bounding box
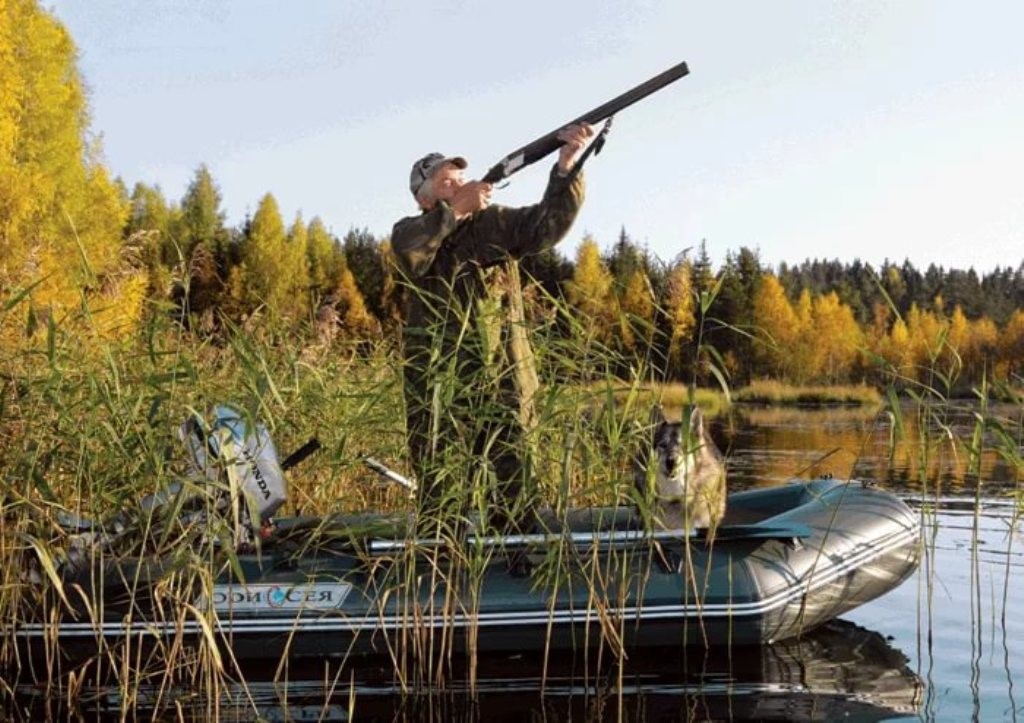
[403,354,536,538]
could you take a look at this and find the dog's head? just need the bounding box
[650,405,711,481]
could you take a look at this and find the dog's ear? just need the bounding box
[688,406,705,439]
[650,404,667,428]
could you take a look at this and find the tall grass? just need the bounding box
[733,379,882,406]
[4,265,1020,719]
[0,298,420,716]
[1,274,686,717]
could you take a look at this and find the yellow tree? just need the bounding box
[566,236,616,343]
[906,303,946,381]
[966,315,999,381]
[306,216,342,297]
[865,303,893,371]
[998,310,1024,380]
[662,259,696,370]
[237,194,303,321]
[752,274,799,380]
[282,213,311,321]
[1,0,132,345]
[810,292,863,383]
[335,266,378,338]
[883,317,913,380]
[946,306,970,361]
[788,289,818,383]
[619,268,654,352]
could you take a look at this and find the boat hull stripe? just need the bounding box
[12,524,919,639]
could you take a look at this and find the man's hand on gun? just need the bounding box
[449,122,594,220]
[451,180,492,219]
[556,122,596,175]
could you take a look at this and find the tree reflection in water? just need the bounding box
[725,402,1020,496]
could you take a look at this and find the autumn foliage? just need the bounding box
[2,0,1022,395]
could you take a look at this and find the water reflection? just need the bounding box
[32,620,919,721]
[724,402,1022,495]
[848,502,1023,722]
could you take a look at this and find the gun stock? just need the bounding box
[481,61,689,185]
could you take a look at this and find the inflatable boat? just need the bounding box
[12,476,920,671]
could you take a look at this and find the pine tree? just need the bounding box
[520,246,573,300]
[176,165,230,322]
[687,240,711,292]
[606,227,644,293]
[711,248,762,383]
[179,165,226,256]
[126,181,181,297]
[342,228,387,321]
[126,182,172,241]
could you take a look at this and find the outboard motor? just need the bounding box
[48,406,310,579]
[179,405,288,546]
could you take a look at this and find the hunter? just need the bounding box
[392,123,594,536]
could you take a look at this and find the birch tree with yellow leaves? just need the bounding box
[566,236,617,344]
[1,0,137,347]
[752,274,800,380]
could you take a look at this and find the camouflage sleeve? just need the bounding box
[451,165,585,267]
[390,202,459,278]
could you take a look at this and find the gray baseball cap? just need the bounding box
[409,153,467,198]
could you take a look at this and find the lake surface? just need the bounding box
[725,402,1023,721]
[11,402,1023,721]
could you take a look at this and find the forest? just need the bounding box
[3,0,1023,394]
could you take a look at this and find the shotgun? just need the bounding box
[481,61,689,185]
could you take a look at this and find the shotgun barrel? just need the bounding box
[481,61,689,184]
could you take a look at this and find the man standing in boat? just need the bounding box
[392,123,594,538]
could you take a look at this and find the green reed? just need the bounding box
[4,255,1022,720]
[2,268,692,718]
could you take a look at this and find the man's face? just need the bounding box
[427,162,465,206]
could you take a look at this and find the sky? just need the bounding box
[48,1,1024,273]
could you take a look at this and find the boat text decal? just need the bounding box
[205,582,352,612]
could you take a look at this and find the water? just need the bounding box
[724,402,1024,721]
[849,502,1022,721]
[9,402,1022,721]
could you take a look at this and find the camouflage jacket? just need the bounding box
[392,165,585,431]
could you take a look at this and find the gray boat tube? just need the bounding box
[11,478,921,662]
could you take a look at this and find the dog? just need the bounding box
[634,405,726,533]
